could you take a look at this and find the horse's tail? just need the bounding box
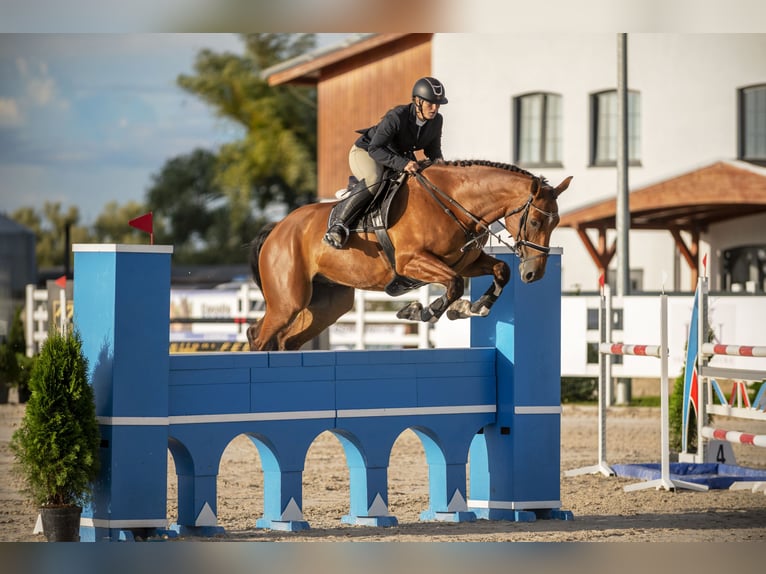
[249,222,277,290]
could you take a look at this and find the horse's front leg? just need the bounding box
[446,254,510,320]
[397,276,464,323]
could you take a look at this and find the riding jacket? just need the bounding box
[354,103,444,172]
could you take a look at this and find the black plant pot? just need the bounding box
[16,385,31,404]
[40,506,82,542]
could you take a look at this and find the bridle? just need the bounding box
[413,171,556,262]
[504,192,558,261]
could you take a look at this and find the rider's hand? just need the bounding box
[404,161,419,174]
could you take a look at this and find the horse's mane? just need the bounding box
[441,159,549,185]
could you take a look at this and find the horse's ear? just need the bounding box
[554,176,573,198]
[530,176,542,197]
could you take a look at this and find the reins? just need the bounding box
[413,171,554,260]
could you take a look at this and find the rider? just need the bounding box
[323,76,449,249]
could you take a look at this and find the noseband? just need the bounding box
[504,193,557,261]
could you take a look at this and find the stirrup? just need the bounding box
[323,225,348,249]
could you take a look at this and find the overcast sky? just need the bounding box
[0,34,349,225]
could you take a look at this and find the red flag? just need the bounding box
[598,273,605,288]
[55,275,66,289]
[702,253,708,275]
[129,212,153,234]
[129,212,154,244]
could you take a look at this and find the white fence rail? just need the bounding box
[25,282,766,369]
[26,282,437,355]
[562,293,766,379]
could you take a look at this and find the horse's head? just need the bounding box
[506,175,572,283]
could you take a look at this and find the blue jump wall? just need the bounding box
[72,243,570,542]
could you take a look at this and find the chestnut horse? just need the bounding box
[247,160,572,351]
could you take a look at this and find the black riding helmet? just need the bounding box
[412,77,448,105]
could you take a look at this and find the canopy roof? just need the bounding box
[558,160,766,288]
[560,160,766,232]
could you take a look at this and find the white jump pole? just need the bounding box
[565,283,614,477]
[624,293,708,492]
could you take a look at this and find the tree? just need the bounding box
[177,33,318,238]
[11,204,91,269]
[91,201,152,244]
[10,328,100,509]
[144,148,265,263]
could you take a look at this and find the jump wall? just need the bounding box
[72,244,570,541]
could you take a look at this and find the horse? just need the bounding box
[247,160,572,351]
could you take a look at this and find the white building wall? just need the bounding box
[431,33,766,293]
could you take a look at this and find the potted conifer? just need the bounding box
[10,328,101,542]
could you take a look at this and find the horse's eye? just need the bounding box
[529,218,541,229]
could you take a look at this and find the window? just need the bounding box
[590,90,641,166]
[722,244,766,293]
[606,269,644,293]
[739,84,766,165]
[514,92,562,167]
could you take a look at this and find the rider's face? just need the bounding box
[416,98,440,121]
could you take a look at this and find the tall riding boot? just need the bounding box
[323,180,375,249]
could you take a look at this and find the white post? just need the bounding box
[59,286,67,335]
[659,293,671,485]
[418,285,431,348]
[624,293,707,492]
[25,284,35,357]
[354,290,365,350]
[605,286,613,407]
[565,284,614,477]
[697,277,709,463]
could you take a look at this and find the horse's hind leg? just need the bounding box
[278,283,355,350]
[250,267,313,351]
[247,318,263,350]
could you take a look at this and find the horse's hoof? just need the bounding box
[396,301,422,321]
[446,299,471,320]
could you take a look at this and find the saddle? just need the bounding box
[329,168,428,296]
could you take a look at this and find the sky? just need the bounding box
[0,33,350,225]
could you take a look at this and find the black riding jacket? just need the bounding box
[354,103,444,172]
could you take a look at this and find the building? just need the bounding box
[264,33,766,294]
[0,214,36,337]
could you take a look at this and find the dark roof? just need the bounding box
[0,213,35,236]
[559,160,766,232]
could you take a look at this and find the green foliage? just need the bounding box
[750,380,765,404]
[8,306,25,355]
[15,354,36,402]
[669,369,696,453]
[0,338,18,390]
[178,33,319,214]
[0,306,33,398]
[629,395,661,407]
[10,329,100,507]
[561,377,597,403]
[91,200,152,244]
[144,148,266,263]
[10,203,92,268]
